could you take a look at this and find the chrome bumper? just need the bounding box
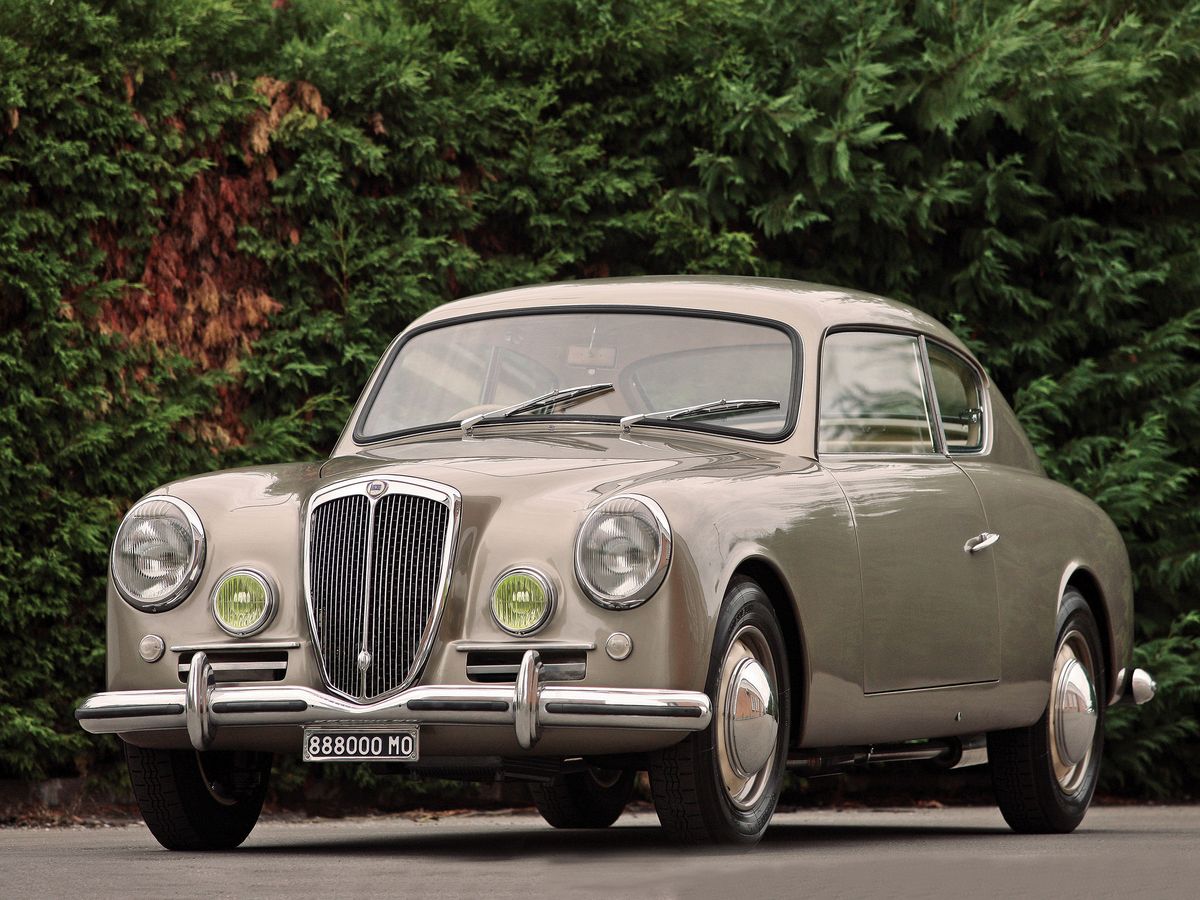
[75,650,712,752]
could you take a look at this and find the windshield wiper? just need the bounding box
[620,398,780,432]
[461,383,615,435]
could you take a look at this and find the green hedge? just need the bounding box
[1,0,1196,797]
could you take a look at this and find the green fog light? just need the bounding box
[491,569,554,635]
[212,569,274,636]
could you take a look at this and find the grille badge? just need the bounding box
[366,480,387,498]
[357,649,372,672]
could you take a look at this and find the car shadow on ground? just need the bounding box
[238,819,1013,859]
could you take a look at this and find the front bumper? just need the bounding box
[76,650,711,753]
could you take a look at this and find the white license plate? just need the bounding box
[303,726,419,762]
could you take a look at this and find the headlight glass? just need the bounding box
[212,569,275,636]
[492,569,554,634]
[575,495,671,609]
[111,496,205,611]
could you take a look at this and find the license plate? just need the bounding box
[303,726,419,762]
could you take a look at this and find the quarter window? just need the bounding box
[818,332,936,454]
[927,343,985,451]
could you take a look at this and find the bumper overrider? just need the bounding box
[75,650,712,752]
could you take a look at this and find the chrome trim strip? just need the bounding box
[453,641,596,653]
[74,682,713,737]
[178,660,288,674]
[171,641,301,653]
[303,475,462,704]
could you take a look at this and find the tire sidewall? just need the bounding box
[698,577,791,841]
[1042,590,1106,824]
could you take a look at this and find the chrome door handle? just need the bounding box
[964,532,1000,554]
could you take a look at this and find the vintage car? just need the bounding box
[76,276,1157,850]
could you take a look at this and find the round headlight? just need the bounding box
[111,496,205,612]
[574,495,671,609]
[492,568,555,635]
[212,569,276,636]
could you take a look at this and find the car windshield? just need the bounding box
[358,311,798,440]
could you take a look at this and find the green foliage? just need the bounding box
[1,0,1196,796]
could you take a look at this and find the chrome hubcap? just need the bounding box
[1048,629,1097,794]
[716,625,779,810]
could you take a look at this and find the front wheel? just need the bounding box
[988,588,1105,833]
[529,767,635,828]
[125,743,271,850]
[649,577,790,845]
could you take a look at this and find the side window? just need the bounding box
[819,331,936,454]
[927,343,985,451]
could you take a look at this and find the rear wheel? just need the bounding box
[649,577,790,845]
[529,767,635,828]
[125,743,271,850]
[988,589,1105,833]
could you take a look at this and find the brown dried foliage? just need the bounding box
[87,78,334,446]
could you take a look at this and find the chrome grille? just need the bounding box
[306,480,456,701]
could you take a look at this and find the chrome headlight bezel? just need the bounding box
[574,494,672,610]
[110,495,206,613]
[211,567,277,637]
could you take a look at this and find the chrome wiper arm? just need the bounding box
[460,383,615,435]
[620,398,780,432]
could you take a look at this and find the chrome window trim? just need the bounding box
[574,493,672,610]
[350,305,804,446]
[210,567,278,638]
[922,338,991,457]
[110,495,207,613]
[814,324,994,461]
[303,474,462,704]
[490,567,557,636]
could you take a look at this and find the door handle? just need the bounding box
[964,532,1000,554]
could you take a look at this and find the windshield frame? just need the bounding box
[351,305,804,445]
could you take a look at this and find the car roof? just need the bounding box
[412,276,975,360]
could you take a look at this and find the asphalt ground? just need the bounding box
[1,805,1196,899]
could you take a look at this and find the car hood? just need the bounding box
[318,429,771,497]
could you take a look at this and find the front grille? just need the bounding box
[306,480,456,701]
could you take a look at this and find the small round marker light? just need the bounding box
[491,569,554,635]
[212,569,275,636]
[606,632,633,661]
[138,634,165,663]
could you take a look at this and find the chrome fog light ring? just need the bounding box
[490,567,557,636]
[210,567,277,637]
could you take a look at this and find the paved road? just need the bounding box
[2,805,1196,899]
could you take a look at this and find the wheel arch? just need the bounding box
[1061,564,1116,702]
[729,556,808,748]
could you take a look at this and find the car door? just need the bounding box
[818,330,1000,693]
